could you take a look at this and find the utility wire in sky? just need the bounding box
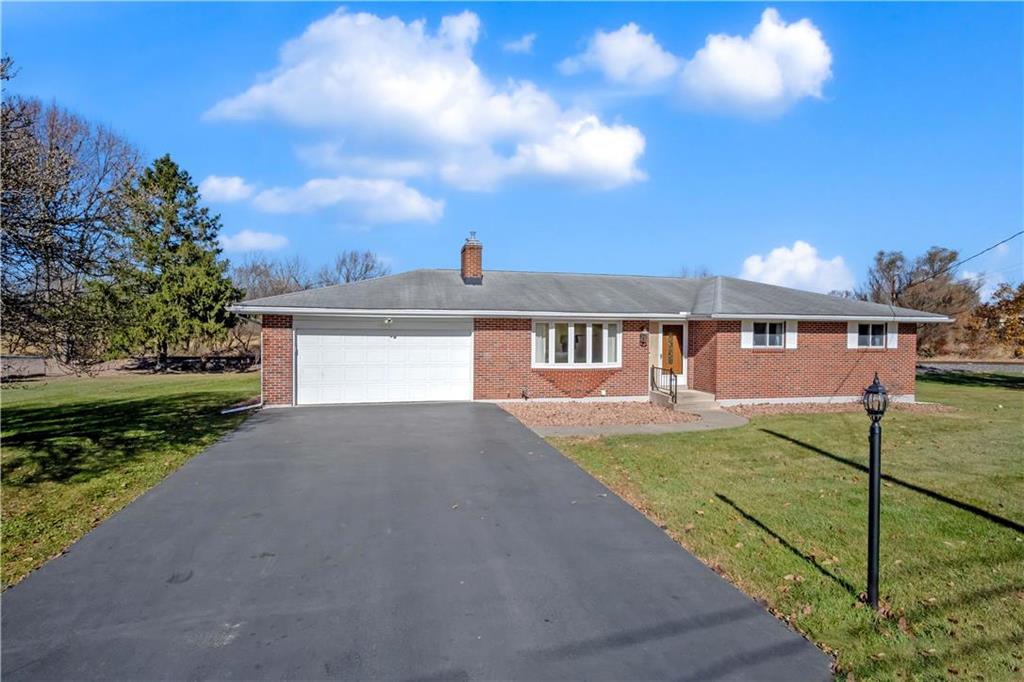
[902,230,1023,293]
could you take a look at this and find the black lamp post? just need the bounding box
[862,372,889,609]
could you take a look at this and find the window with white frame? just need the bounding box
[534,321,620,366]
[858,323,886,348]
[753,321,785,348]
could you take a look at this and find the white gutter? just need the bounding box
[707,313,952,323]
[229,304,950,324]
[228,305,690,321]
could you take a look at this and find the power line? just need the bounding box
[954,262,1023,284]
[877,229,1022,317]
[902,230,1023,293]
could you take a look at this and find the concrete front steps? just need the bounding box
[649,388,750,431]
[650,388,718,412]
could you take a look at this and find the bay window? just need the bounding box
[533,321,622,367]
[534,322,550,363]
[591,323,603,363]
[573,322,587,363]
[554,323,569,363]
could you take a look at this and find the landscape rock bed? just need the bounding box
[500,401,700,427]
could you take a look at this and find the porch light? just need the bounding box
[862,373,889,422]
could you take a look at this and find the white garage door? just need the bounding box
[295,321,473,405]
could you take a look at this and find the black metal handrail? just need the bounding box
[650,365,678,404]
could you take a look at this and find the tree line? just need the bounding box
[829,247,1023,357]
[227,251,390,354]
[1,58,388,371]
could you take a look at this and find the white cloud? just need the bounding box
[295,143,429,178]
[441,115,646,190]
[740,240,854,293]
[679,8,832,113]
[206,9,644,190]
[199,175,255,202]
[559,23,679,86]
[218,229,288,252]
[503,33,536,54]
[252,176,444,224]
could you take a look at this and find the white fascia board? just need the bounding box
[707,313,952,323]
[228,304,949,323]
[228,305,690,320]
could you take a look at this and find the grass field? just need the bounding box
[554,373,1024,680]
[1,372,259,587]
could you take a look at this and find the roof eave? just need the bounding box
[229,305,951,323]
[228,305,691,320]
[707,313,952,323]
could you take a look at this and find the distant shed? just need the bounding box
[1,355,46,380]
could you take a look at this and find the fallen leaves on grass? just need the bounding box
[725,402,958,418]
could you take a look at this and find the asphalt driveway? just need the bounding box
[2,403,830,680]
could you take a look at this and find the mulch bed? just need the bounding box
[499,401,700,427]
[724,402,959,418]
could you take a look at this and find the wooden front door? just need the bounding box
[662,325,684,374]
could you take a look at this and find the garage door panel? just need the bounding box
[295,322,473,405]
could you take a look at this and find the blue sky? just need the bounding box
[4,2,1022,295]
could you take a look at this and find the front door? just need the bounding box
[662,325,684,374]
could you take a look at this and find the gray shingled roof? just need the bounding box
[231,270,947,320]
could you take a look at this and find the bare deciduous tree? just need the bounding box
[315,250,390,286]
[862,247,981,355]
[227,255,313,353]
[1,70,139,369]
[232,254,312,299]
[225,251,389,354]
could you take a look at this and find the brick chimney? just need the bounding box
[461,231,483,284]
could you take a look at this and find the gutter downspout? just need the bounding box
[221,399,263,415]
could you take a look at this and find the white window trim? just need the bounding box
[532,320,623,369]
[848,321,896,349]
[742,320,789,349]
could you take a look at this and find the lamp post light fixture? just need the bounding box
[862,372,889,609]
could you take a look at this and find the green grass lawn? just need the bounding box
[554,373,1024,680]
[1,372,259,587]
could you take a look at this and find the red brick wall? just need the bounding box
[687,320,718,394]
[260,314,914,406]
[461,243,483,281]
[710,321,917,401]
[261,314,293,406]
[473,319,649,399]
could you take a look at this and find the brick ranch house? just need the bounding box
[230,235,949,408]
